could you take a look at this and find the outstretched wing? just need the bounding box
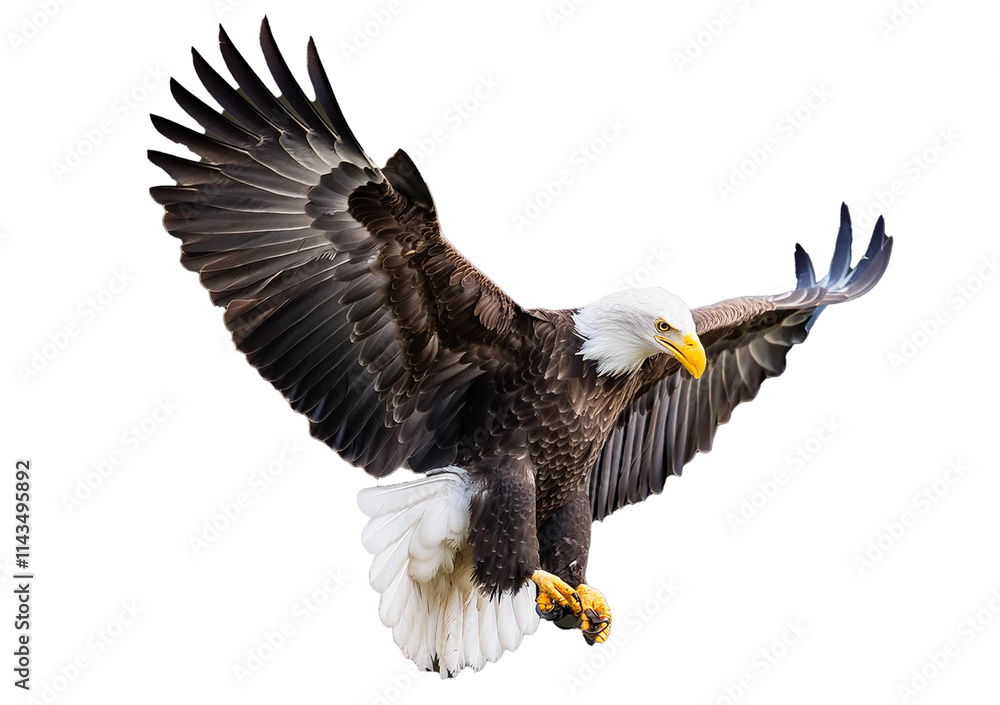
[589,205,893,520]
[149,20,531,477]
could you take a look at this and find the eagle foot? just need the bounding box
[531,571,612,644]
[531,570,580,619]
[577,584,611,645]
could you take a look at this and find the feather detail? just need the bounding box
[357,469,539,677]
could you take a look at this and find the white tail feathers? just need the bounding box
[357,470,539,677]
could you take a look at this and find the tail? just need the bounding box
[357,470,539,678]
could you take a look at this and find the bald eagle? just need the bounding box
[149,20,893,677]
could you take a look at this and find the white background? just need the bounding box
[2,0,998,703]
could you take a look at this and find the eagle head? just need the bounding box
[572,288,707,378]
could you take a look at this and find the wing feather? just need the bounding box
[150,21,530,478]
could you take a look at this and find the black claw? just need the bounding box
[569,590,581,611]
[536,602,569,622]
[581,608,610,644]
[582,608,609,634]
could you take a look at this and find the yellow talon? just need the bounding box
[531,570,581,615]
[577,583,612,644]
[532,572,612,644]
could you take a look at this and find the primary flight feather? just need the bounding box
[149,19,893,677]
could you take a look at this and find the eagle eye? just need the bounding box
[655,319,671,333]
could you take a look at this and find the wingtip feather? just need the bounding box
[260,15,276,47]
[794,243,816,288]
[827,203,854,284]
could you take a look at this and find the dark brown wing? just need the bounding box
[149,20,531,477]
[589,205,893,520]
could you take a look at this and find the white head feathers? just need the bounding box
[572,288,697,377]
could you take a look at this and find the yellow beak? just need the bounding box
[655,331,707,379]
